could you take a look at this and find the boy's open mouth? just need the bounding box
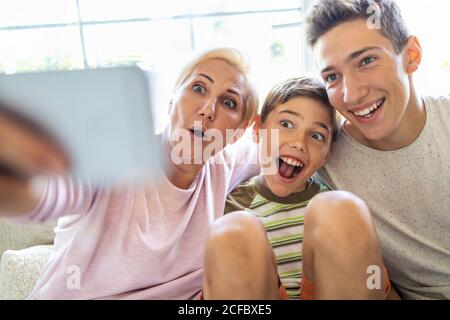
[277,156,305,180]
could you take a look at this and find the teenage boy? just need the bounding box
[305,0,450,299]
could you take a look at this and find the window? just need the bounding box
[0,0,307,132]
[1,1,447,131]
[0,0,81,73]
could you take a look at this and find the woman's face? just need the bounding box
[168,59,248,164]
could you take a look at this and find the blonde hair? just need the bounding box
[173,47,259,126]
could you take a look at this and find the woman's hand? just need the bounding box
[0,103,70,216]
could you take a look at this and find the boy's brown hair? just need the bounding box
[260,76,339,142]
[305,0,410,54]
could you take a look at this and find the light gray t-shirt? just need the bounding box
[322,95,450,300]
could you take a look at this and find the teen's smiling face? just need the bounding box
[313,19,421,149]
[168,58,248,163]
[256,97,333,197]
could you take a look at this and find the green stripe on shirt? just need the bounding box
[270,234,304,248]
[225,175,330,300]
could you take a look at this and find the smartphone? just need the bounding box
[0,66,163,184]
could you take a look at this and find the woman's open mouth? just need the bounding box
[277,156,305,181]
[190,128,206,140]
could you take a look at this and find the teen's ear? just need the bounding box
[252,115,262,144]
[404,36,422,74]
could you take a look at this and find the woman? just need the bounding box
[0,47,259,299]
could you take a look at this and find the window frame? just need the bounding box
[0,0,309,71]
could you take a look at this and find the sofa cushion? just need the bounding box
[0,245,54,300]
[0,218,56,258]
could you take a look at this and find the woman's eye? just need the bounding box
[361,56,376,66]
[223,97,236,109]
[280,120,294,129]
[325,74,340,83]
[311,132,325,142]
[193,84,205,94]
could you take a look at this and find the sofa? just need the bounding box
[0,218,56,299]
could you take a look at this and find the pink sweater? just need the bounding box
[20,137,258,299]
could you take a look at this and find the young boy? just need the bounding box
[202,76,391,300]
[305,0,450,299]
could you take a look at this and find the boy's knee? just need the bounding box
[204,212,279,299]
[206,211,267,257]
[305,191,375,246]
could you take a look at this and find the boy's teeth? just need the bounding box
[280,156,303,167]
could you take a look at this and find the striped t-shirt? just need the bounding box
[225,175,329,299]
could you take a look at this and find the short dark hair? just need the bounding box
[260,76,339,142]
[305,0,410,54]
